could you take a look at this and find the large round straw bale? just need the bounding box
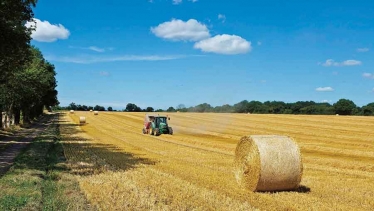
[70,110,74,114]
[79,116,86,124]
[94,111,98,115]
[90,110,93,112]
[234,135,303,192]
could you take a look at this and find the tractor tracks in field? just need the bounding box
[95,113,235,157]
[73,114,236,174]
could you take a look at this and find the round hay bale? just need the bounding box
[90,110,93,112]
[70,110,74,114]
[234,135,303,192]
[79,116,86,124]
[94,111,98,115]
[336,114,339,116]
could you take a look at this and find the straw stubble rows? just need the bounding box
[60,112,374,210]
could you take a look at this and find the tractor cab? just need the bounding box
[143,114,173,136]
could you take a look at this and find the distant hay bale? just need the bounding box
[90,110,93,112]
[70,110,74,114]
[94,111,98,115]
[336,114,339,116]
[234,135,303,192]
[79,116,86,124]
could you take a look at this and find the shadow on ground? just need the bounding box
[0,113,58,177]
[1,112,155,179]
[58,113,155,176]
[258,185,311,194]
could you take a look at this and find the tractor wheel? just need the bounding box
[142,128,146,134]
[168,127,173,135]
[155,128,160,136]
[151,129,155,136]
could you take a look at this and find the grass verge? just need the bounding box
[0,115,92,210]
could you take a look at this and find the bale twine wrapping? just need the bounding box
[79,116,86,124]
[234,135,303,192]
[94,111,98,115]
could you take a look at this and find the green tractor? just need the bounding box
[142,114,173,136]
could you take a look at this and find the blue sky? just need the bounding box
[28,0,374,110]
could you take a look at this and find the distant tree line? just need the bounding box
[54,102,160,113]
[53,99,374,116]
[1,0,59,129]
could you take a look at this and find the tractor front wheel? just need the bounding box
[155,128,160,136]
[168,127,173,135]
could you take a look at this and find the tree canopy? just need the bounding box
[1,0,59,127]
[333,99,357,115]
[54,99,374,116]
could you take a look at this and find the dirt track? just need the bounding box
[0,113,56,176]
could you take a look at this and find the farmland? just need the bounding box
[61,111,374,210]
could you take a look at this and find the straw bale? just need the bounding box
[79,116,86,124]
[234,135,303,192]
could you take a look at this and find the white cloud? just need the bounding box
[342,60,362,66]
[88,46,105,52]
[363,73,374,79]
[320,59,362,67]
[194,34,251,54]
[172,0,182,4]
[172,0,197,4]
[321,100,331,103]
[151,19,210,41]
[69,46,113,53]
[316,87,334,92]
[357,48,369,52]
[321,59,340,66]
[45,54,196,64]
[218,14,226,23]
[100,71,109,76]
[25,18,70,42]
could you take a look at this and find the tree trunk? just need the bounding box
[0,111,2,129]
[3,103,14,128]
[22,107,31,124]
[14,108,21,125]
[36,104,44,117]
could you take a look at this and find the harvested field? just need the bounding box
[60,112,374,210]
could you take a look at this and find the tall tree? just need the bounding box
[1,0,38,126]
[17,47,58,123]
[145,107,154,112]
[125,103,141,112]
[0,0,37,84]
[333,99,357,115]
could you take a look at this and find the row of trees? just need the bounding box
[167,99,374,116]
[56,99,374,116]
[1,0,59,128]
[54,103,159,113]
